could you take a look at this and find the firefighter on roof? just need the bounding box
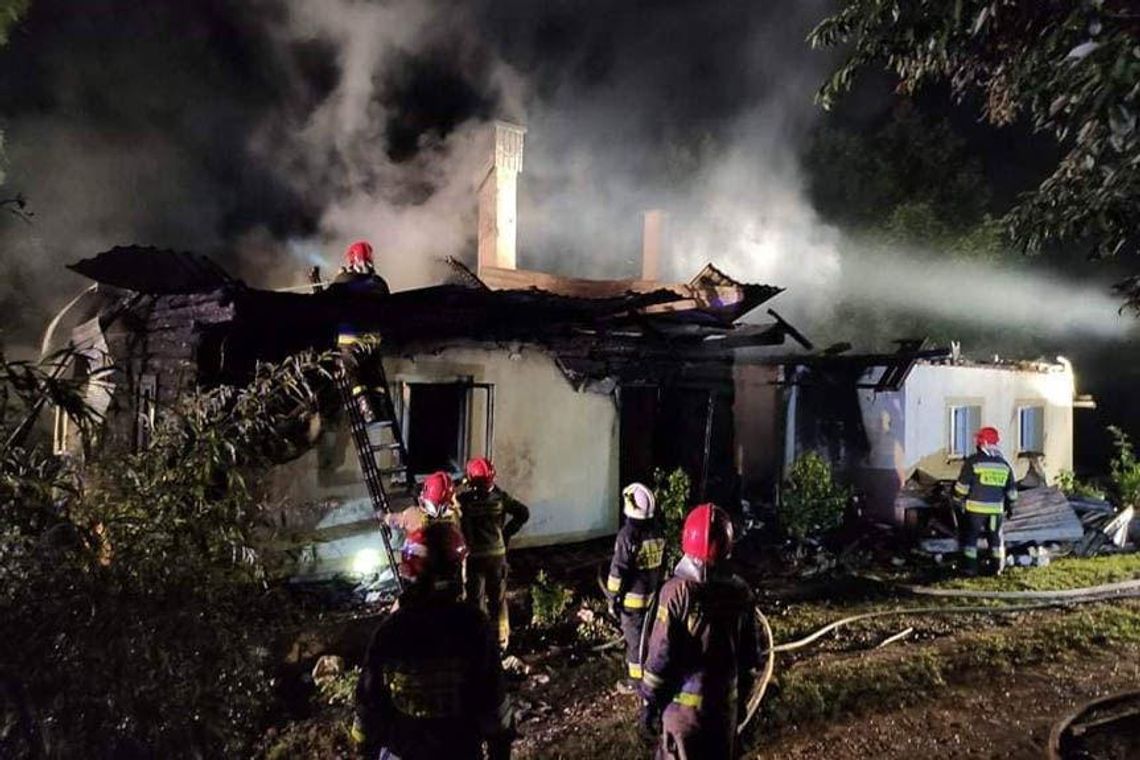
[606,482,665,687]
[640,503,762,760]
[458,457,529,651]
[331,241,390,425]
[330,239,390,296]
[352,519,514,760]
[954,426,1018,576]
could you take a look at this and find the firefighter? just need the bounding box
[457,457,529,651]
[352,519,515,760]
[606,482,665,687]
[330,239,391,296]
[640,503,761,760]
[386,470,460,541]
[954,426,1018,576]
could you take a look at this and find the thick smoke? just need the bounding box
[0,0,1132,351]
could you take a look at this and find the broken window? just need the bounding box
[394,381,494,478]
[1019,405,1045,454]
[948,404,981,458]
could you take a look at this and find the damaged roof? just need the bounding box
[69,247,798,390]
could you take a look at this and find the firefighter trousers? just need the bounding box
[619,608,648,681]
[960,511,1005,574]
[657,704,736,760]
[465,554,510,649]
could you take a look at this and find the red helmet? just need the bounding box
[399,521,467,583]
[465,457,496,488]
[419,471,455,517]
[975,426,1000,447]
[345,240,374,269]
[681,503,734,564]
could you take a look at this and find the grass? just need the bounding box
[932,553,1140,592]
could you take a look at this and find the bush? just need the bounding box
[778,452,848,541]
[653,467,691,569]
[530,570,573,627]
[1055,469,1106,501]
[1,351,334,757]
[1108,426,1140,509]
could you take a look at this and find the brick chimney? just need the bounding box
[477,121,526,273]
[641,209,667,281]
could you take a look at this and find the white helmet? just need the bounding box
[622,482,656,520]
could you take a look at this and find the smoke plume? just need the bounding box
[0,0,1132,351]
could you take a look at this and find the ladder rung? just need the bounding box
[370,443,404,452]
[364,419,395,429]
[379,466,408,476]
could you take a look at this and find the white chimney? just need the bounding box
[477,121,526,273]
[641,209,667,281]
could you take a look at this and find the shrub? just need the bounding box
[653,467,691,569]
[1055,469,1106,501]
[530,570,573,627]
[1108,426,1140,509]
[778,452,848,541]
[1,351,334,757]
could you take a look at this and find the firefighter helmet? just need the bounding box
[344,240,374,271]
[400,520,467,583]
[420,471,455,517]
[975,426,1000,448]
[622,482,656,520]
[465,457,496,488]
[681,503,734,564]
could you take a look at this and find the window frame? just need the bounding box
[1017,404,1046,455]
[947,403,982,460]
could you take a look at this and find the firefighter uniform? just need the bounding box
[353,533,513,759]
[954,449,1018,574]
[641,557,761,759]
[457,487,529,649]
[606,518,665,681]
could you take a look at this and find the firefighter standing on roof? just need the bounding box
[640,503,761,760]
[352,519,514,760]
[606,482,665,686]
[458,458,529,650]
[954,426,1018,576]
[331,241,390,426]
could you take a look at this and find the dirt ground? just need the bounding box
[513,621,1140,759]
[755,648,1140,759]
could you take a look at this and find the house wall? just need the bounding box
[856,363,1074,522]
[269,344,620,577]
[733,363,782,501]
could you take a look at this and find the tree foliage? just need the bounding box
[1108,425,1140,508]
[778,452,849,541]
[652,466,692,570]
[1,350,334,757]
[811,2,1140,279]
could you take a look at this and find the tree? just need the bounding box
[0,0,28,46]
[810,2,1140,295]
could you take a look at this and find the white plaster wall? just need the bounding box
[901,363,1074,480]
[270,344,620,578]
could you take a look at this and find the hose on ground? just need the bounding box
[736,608,774,737]
[903,577,1140,600]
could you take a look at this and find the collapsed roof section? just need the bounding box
[67,247,801,392]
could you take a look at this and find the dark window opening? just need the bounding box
[404,383,468,476]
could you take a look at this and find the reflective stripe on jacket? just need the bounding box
[640,557,761,716]
[607,519,665,611]
[954,450,1018,514]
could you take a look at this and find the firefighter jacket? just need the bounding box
[954,448,1018,515]
[353,586,513,760]
[457,487,529,559]
[330,268,391,296]
[606,518,666,612]
[641,557,761,717]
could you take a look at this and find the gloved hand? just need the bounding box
[610,596,624,620]
[638,699,662,739]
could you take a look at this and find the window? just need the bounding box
[948,405,981,458]
[395,381,494,479]
[1019,405,1045,454]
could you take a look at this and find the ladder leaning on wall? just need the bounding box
[334,334,414,593]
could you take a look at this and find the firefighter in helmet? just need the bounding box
[640,503,762,759]
[606,482,665,688]
[386,470,461,538]
[457,457,529,651]
[954,426,1018,576]
[330,239,390,296]
[352,519,514,760]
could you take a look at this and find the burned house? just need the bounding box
[44,121,1086,579]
